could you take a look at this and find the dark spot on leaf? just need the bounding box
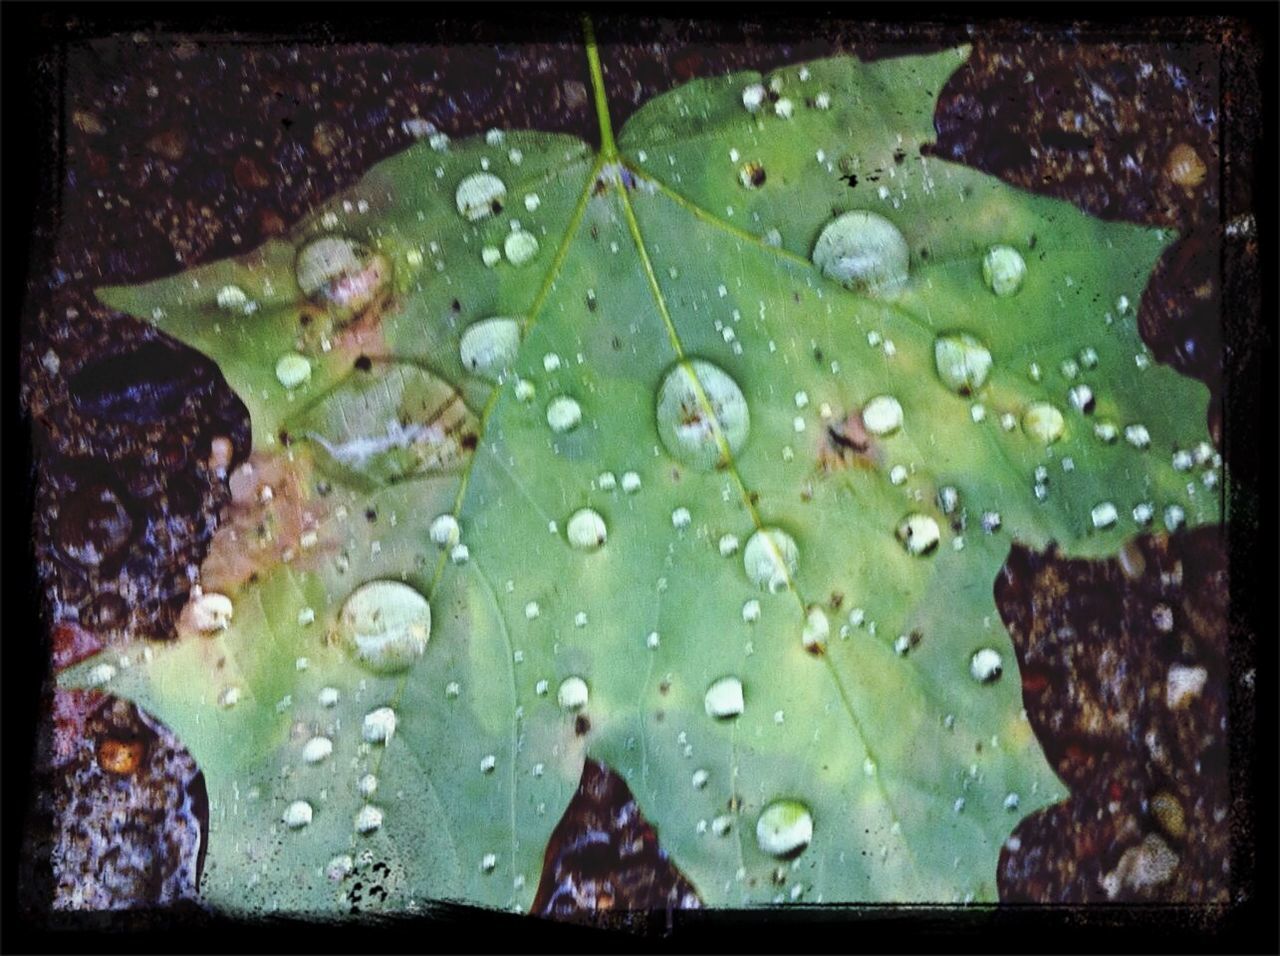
[354,355,372,372]
[365,508,377,523]
[574,714,591,736]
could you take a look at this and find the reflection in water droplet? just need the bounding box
[557,676,589,711]
[896,514,941,556]
[296,236,389,315]
[970,648,1003,682]
[743,528,799,592]
[704,676,745,718]
[459,318,520,380]
[455,172,507,221]
[566,508,607,551]
[756,799,814,857]
[811,211,909,297]
[982,245,1026,297]
[655,360,750,471]
[338,581,431,674]
[934,333,993,395]
[1022,402,1066,444]
[546,396,582,434]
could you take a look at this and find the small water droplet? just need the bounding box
[1091,501,1119,529]
[719,534,740,557]
[557,676,589,711]
[318,687,340,707]
[503,229,539,266]
[802,607,830,652]
[742,83,766,113]
[621,471,642,493]
[283,800,313,829]
[358,774,378,798]
[969,648,1003,683]
[566,508,607,551]
[455,172,507,221]
[934,333,992,395]
[861,396,903,436]
[896,514,940,556]
[296,236,388,317]
[355,804,384,835]
[671,507,692,529]
[459,317,520,380]
[546,396,582,434]
[742,599,761,623]
[302,736,334,764]
[1022,402,1065,444]
[756,799,813,857]
[692,769,709,789]
[275,353,312,389]
[704,676,745,718]
[362,707,397,744]
[981,245,1026,297]
[743,528,799,592]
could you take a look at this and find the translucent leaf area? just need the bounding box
[64,35,1219,916]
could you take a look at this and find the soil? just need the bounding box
[11,10,1261,923]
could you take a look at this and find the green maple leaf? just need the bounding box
[61,23,1220,917]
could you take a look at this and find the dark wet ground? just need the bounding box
[10,11,1263,924]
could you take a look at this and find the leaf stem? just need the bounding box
[583,15,617,159]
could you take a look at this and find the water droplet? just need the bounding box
[1091,502,1118,529]
[981,245,1026,297]
[459,317,520,380]
[969,648,1003,683]
[357,774,378,798]
[1068,384,1095,414]
[429,514,461,549]
[811,211,909,297]
[802,607,830,652]
[355,804,383,835]
[275,352,312,389]
[318,687,340,707]
[455,172,507,221]
[557,676,589,711]
[337,581,431,674]
[655,360,750,471]
[815,91,831,110]
[326,855,355,881]
[671,507,692,529]
[296,236,389,316]
[189,592,234,633]
[742,599,761,623]
[742,83,766,112]
[481,246,501,268]
[938,486,960,514]
[934,333,992,395]
[480,754,497,774]
[450,543,470,565]
[896,514,940,556]
[1022,402,1065,444]
[302,736,334,764]
[504,230,539,266]
[743,528,799,592]
[692,769,710,789]
[597,471,617,491]
[774,97,794,119]
[362,706,397,744]
[621,471,642,493]
[889,464,908,486]
[524,601,540,621]
[863,757,877,777]
[646,631,661,649]
[1163,505,1186,531]
[861,396,903,436]
[216,284,249,310]
[738,161,766,189]
[217,686,241,709]
[283,800,313,829]
[566,508,607,551]
[546,396,582,434]
[756,799,813,858]
[704,676,745,719]
[719,534,740,557]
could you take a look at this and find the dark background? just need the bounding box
[3,3,1276,952]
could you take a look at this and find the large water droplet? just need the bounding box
[566,508,607,551]
[655,360,750,471]
[704,676,745,718]
[455,172,507,221]
[811,211,909,297]
[982,245,1026,297]
[743,528,799,592]
[934,333,992,395]
[338,581,431,674]
[459,317,520,381]
[756,799,814,858]
[296,236,389,316]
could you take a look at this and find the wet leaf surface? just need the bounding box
[16,15,1252,920]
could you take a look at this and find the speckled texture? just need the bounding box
[14,15,1254,919]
